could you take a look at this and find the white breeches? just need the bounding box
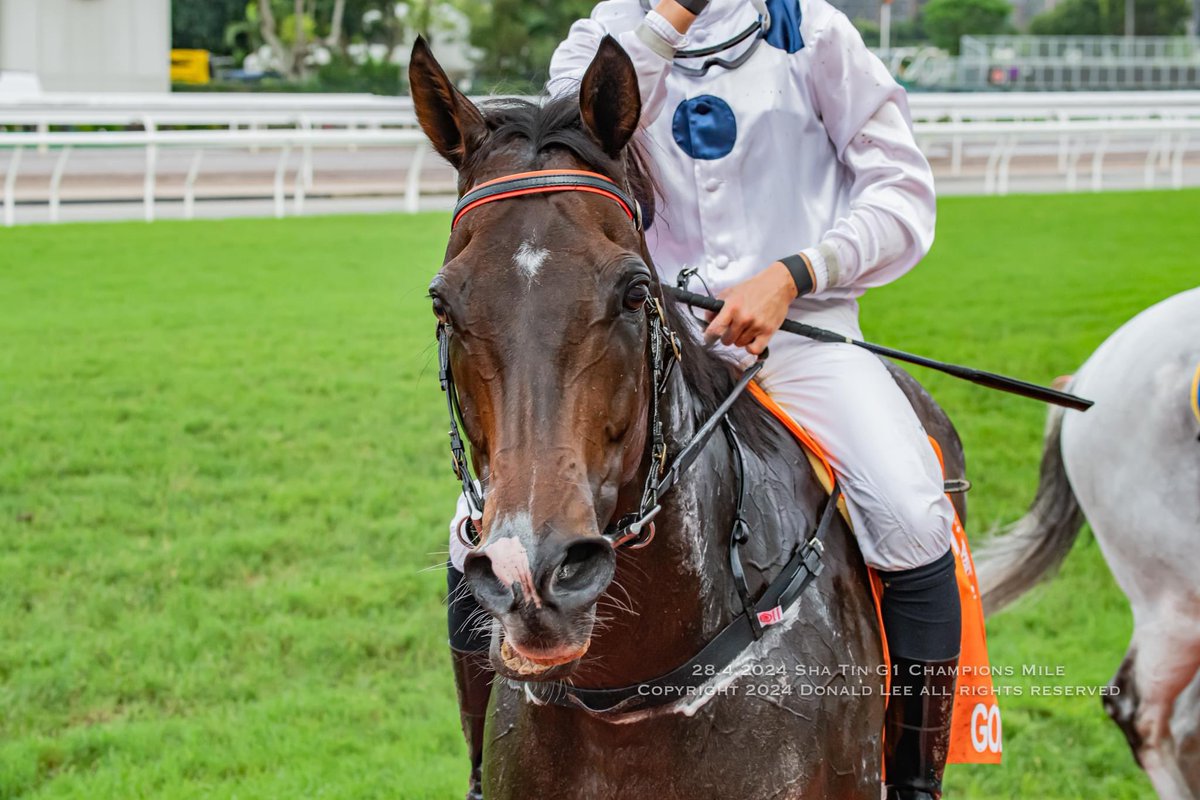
[448,329,956,573]
[754,332,956,572]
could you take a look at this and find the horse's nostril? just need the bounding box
[469,554,497,586]
[552,539,615,596]
[556,545,589,583]
[463,550,516,614]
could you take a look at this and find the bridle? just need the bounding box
[439,168,761,552]
[451,169,643,231]
[436,167,840,715]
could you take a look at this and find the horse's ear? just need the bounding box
[409,36,487,171]
[579,36,642,159]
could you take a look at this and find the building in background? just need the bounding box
[0,0,169,93]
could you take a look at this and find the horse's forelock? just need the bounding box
[462,95,657,215]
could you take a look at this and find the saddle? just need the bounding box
[748,383,1003,766]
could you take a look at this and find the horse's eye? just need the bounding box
[431,296,448,322]
[624,282,650,311]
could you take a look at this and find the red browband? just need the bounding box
[451,169,641,230]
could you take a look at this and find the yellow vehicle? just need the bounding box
[171,49,211,85]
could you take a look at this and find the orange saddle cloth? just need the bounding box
[748,382,1002,765]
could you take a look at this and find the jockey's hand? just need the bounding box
[704,261,798,356]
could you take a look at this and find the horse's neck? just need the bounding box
[573,373,736,685]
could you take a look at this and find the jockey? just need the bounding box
[446,1,962,799]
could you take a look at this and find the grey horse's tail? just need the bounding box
[975,405,1087,616]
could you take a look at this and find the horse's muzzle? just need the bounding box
[488,620,592,681]
[464,532,616,680]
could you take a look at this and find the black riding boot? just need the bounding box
[448,564,494,800]
[451,646,492,800]
[884,654,959,799]
[879,549,962,800]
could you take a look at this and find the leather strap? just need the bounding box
[452,170,641,231]
[526,483,841,714]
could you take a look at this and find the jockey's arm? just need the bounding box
[547,1,702,124]
[707,12,936,355]
[796,12,937,296]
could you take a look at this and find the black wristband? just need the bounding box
[672,0,711,15]
[779,253,816,297]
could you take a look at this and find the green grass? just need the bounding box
[1,190,1197,799]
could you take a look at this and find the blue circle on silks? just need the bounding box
[672,96,737,161]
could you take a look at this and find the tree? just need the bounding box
[1028,0,1189,35]
[924,0,1012,53]
[222,1,306,74]
[468,0,596,91]
[223,0,371,79]
[172,0,250,53]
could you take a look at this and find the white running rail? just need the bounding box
[0,128,427,226]
[2,91,1199,224]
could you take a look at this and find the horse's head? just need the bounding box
[413,38,658,680]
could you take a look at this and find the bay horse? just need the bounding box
[412,36,967,799]
[976,287,1200,799]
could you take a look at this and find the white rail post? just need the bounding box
[405,139,428,214]
[300,115,314,189]
[983,137,1005,194]
[1172,134,1189,188]
[36,121,49,155]
[951,112,963,176]
[1056,111,1069,173]
[1159,121,1174,171]
[1144,134,1164,188]
[4,146,23,227]
[274,144,292,219]
[184,149,205,220]
[143,117,158,222]
[1090,133,1109,192]
[997,136,1018,195]
[48,146,72,223]
[1065,139,1083,192]
[294,145,306,216]
[880,0,892,51]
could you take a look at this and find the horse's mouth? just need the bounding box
[493,636,590,681]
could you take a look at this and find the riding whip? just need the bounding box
[663,286,1095,412]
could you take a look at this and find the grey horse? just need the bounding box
[976,287,1200,799]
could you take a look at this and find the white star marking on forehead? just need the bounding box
[513,240,550,281]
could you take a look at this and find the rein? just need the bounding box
[438,168,839,716]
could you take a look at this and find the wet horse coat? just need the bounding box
[480,362,966,800]
[411,36,967,799]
